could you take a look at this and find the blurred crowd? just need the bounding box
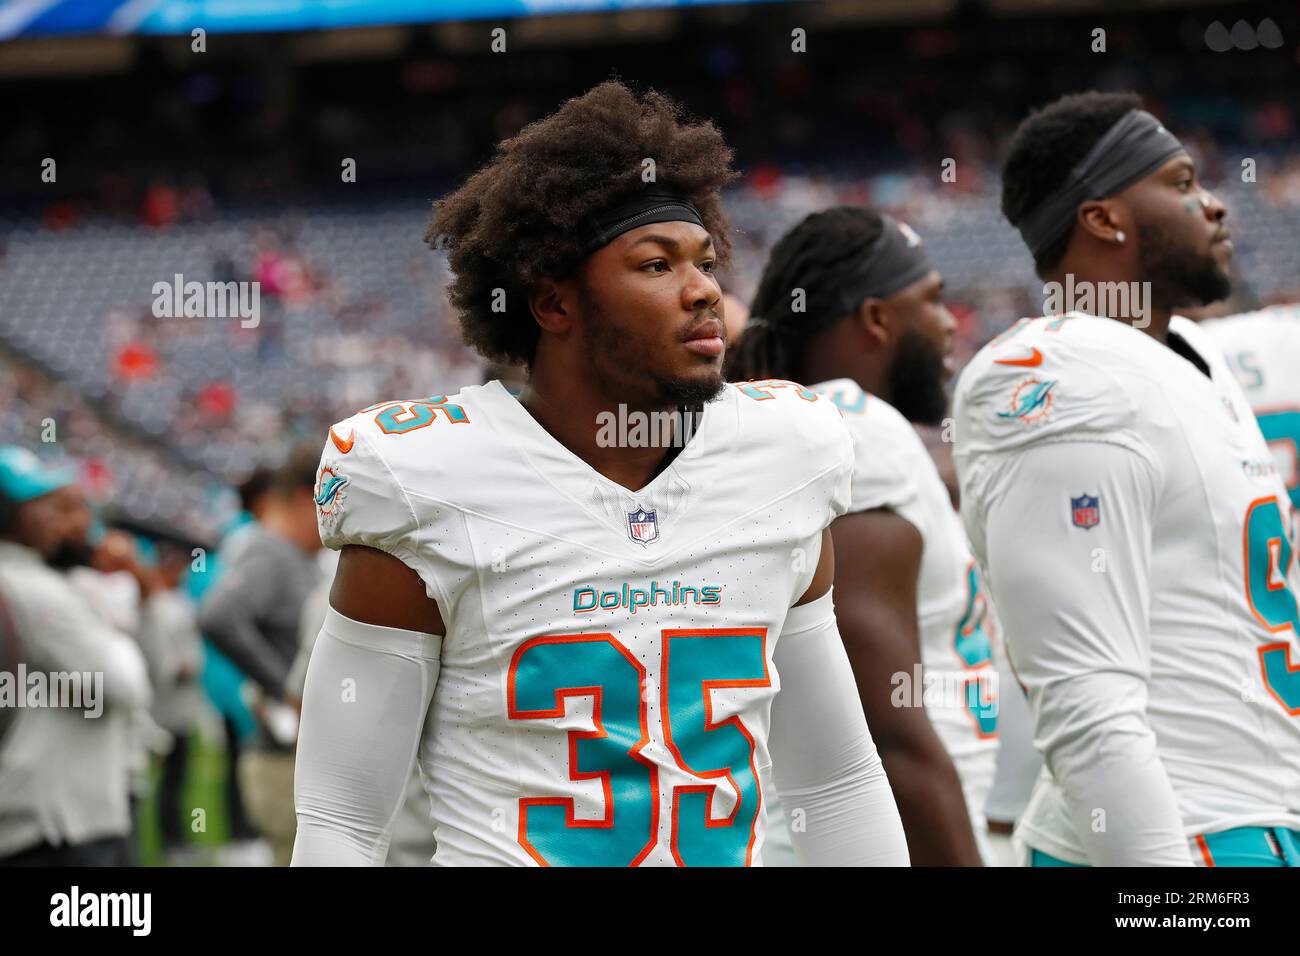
[0,352,234,543]
[3,149,1298,544]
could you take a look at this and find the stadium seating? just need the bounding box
[1,159,1296,539]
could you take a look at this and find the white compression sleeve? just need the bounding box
[769,590,911,866]
[291,606,442,866]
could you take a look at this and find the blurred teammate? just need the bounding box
[955,92,1300,865]
[729,206,996,865]
[1203,304,1300,513]
[292,81,909,867]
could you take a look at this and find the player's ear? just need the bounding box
[854,296,891,349]
[529,277,576,335]
[1077,198,1127,246]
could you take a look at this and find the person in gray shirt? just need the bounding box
[198,449,323,865]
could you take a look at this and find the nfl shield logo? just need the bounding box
[628,507,659,545]
[1071,494,1100,530]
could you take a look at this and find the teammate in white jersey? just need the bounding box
[729,207,996,865]
[290,81,909,867]
[1204,304,1300,512]
[955,91,1300,866]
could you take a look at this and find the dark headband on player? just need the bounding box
[1015,109,1187,258]
[581,189,706,254]
[833,215,935,315]
[746,215,935,340]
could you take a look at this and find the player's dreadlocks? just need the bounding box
[1001,90,1144,277]
[426,80,738,367]
[726,206,883,383]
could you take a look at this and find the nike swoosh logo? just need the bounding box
[329,427,355,454]
[995,347,1043,368]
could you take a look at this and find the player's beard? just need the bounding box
[1137,224,1231,310]
[578,285,726,409]
[888,325,950,426]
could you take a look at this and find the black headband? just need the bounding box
[1015,109,1186,258]
[581,189,706,254]
[747,214,935,341]
[834,214,935,315]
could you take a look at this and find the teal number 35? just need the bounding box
[507,627,769,866]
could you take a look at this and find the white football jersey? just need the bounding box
[954,313,1300,863]
[315,379,853,866]
[1203,304,1300,510]
[817,379,999,823]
